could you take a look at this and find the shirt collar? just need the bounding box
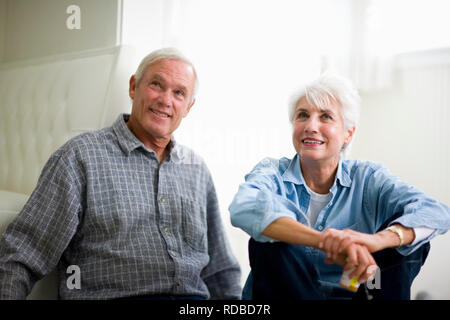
[112,114,143,155]
[282,154,352,188]
[281,154,304,185]
[112,113,184,162]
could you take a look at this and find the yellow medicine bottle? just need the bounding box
[339,268,360,292]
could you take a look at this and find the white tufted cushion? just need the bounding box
[0,45,134,194]
[0,190,59,299]
[0,45,135,299]
[0,190,29,235]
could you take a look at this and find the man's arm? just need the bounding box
[0,150,82,299]
[201,173,241,300]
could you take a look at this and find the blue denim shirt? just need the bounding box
[229,155,450,293]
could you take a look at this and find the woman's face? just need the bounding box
[292,96,355,165]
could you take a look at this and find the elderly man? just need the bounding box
[0,48,241,300]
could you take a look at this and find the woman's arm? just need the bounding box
[263,217,378,283]
[262,217,322,248]
[366,164,449,254]
[319,224,416,262]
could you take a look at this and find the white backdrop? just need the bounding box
[121,0,450,298]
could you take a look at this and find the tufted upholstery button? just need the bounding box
[0,46,135,194]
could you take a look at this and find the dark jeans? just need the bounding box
[114,295,205,300]
[247,215,430,300]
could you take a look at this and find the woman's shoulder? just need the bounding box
[342,158,391,180]
[250,156,293,174]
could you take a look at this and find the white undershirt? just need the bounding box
[305,187,331,227]
[304,186,434,246]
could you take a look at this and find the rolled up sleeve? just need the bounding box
[229,159,301,243]
[366,165,450,255]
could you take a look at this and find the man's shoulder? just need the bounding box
[54,127,113,158]
[173,143,207,166]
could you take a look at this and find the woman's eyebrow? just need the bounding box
[319,108,335,114]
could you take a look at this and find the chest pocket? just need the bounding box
[181,197,207,252]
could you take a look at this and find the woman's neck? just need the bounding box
[300,157,339,194]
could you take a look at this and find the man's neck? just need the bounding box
[126,119,170,163]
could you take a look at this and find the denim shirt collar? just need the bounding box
[112,113,184,162]
[282,154,352,190]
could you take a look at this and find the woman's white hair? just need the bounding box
[134,47,199,103]
[288,73,361,157]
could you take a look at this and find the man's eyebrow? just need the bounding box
[150,74,188,92]
[150,74,165,82]
[176,84,188,92]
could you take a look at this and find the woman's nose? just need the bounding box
[304,116,319,133]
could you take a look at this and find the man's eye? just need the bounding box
[175,90,184,97]
[150,81,160,87]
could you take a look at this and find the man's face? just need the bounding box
[128,59,196,142]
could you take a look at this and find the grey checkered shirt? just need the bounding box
[0,114,241,299]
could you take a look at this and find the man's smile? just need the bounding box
[149,108,171,118]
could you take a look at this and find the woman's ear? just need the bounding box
[344,126,356,144]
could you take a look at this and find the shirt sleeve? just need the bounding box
[229,158,305,243]
[365,164,450,255]
[200,169,242,300]
[410,227,436,246]
[0,149,83,299]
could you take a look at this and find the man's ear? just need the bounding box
[129,75,136,100]
[183,98,196,117]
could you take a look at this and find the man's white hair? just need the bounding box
[288,73,361,157]
[134,47,199,103]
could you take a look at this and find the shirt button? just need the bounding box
[177,280,181,286]
[161,198,166,203]
[163,227,168,232]
[318,225,323,231]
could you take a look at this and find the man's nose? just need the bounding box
[159,90,172,107]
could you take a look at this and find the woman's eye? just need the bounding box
[297,112,308,119]
[321,113,332,120]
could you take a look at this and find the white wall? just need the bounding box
[2,0,120,62]
[158,0,354,288]
[121,1,450,299]
[121,0,163,64]
[0,0,6,63]
[351,49,450,299]
[2,0,448,299]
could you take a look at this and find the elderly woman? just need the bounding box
[229,73,450,300]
